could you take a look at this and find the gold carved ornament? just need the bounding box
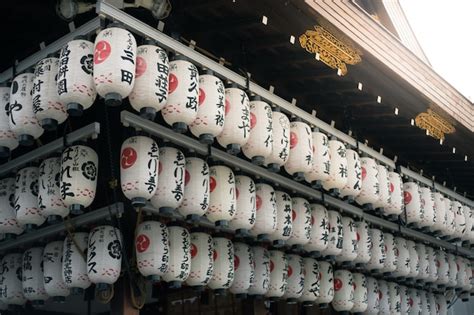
[299,26,361,75]
[415,109,455,140]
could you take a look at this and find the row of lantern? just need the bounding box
[0,225,121,306]
[0,144,98,235]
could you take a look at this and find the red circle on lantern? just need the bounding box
[235,188,240,200]
[408,297,413,306]
[250,112,257,129]
[287,265,293,278]
[292,209,296,222]
[269,260,274,272]
[290,132,298,149]
[158,161,163,175]
[198,88,205,105]
[213,250,218,261]
[234,255,240,270]
[389,183,395,193]
[121,147,137,169]
[225,99,231,115]
[379,290,383,300]
[404,191,412,205]
[135,56,147,78]
[356,232,360,241]
[312,145,316,154]
[168,73,178,93]
[190,244,198,258]
[210,176,217,192]
[184,170,190,186]
[135,234,150,253]
[94,40,111,64]
[436,260,440,268]
[311,215,315,226]
[353,282,357,290]
[256,195,262,210]
[457,263,460,271]
[361,167,367,180]
[334,278,342,291]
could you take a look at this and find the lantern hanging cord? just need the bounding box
[63,215,87,261]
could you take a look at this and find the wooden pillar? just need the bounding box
[111,276,140,315]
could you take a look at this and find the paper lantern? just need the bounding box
[284,120,313,180]
[93,26,136,106]
[461,257,472,292]
[373,165,390,211]
[62,232,91,294]
[120,136,159,207]
[229,242,254,296]
[393,237,410,279]
[189,72,225,144]
[269,191,292,246]
[435,294,447,315]
[416,243,429,281]
[9,72,44,146]
[229,175,256,234]
[0,177,23,236]
[266,250,288,299]
[365,277,380,315]
[435,249,449,287]
[419,187,435,231]
[381,233,397,275]
[0,86,18,156]
[321,210,343,259]
[406,240,419,280]
[135,221,169,281]
[38,157,69,222]
[15,166,44,229]
[432,192,447,235]
[0,253,26,305]
[283,254,304,303]
[208,237,234,292]
[322,139,348,194]
[304,204,329,255]
[250,183,277,241]
[399,285,410,315]
[335,216,358,264]
[315,261,334,307]
[354,220,371,266]
[387,282,401,315]
[32,57,67,130]
[443,198,455,239]
[129,44,169,120]
[298,258,320,306]
[264,111,290,172]
[206,165,236,227]
[60,145,98,215]
[43,240,70,301]
[455,256,467,291]
[332,269,354,312]
[355,157,379,208]
[57,38,97,116]
[305,131,330,188]
[425,246,438,284]
[286,197,312,247]
[162,58,199,133]
[216,87,250,154]
[185,232,213,288]
[377,280,390,315]
[462,205,473,243]
[340,149,362,201]
[241,98,273,165]
[447,253,457,288]
[385,171,403,218]
[407,288,421,315]
[351,273,368,314]
[177,157,209,220]
[366,229,385,271]
[22,247,49,304]
[427,293,437,315]
[452,201,466,240]
[247,246,270,296]
[162,225,191,288]
[402,182,422,227]
[150,146,185,215]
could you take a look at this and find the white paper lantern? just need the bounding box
[247,246,270,296]
[351,273,368,314]
[57,38,97,116]
[39,157,69,222]
[444,198,455,239]
[177,157,209,220]
[461,257,472,292]
[185,232,213,288]
[284,120,313,180]
[150,146,185,215]
[366,229,385,271]
[374,165,390,211]
[388,282,401,315]
[447,253,457,288]
[22,247,49,304]
[241,98,273,165]
[322,139,348,193]
[60,145,98,215]
[135,221,169,281]
[420,290,430,315]
[419,188,435,231]
[265,250,288,299]
[269,191,292,246]
[298,258,320,306]
[403,182,422,226]
[250,183,277,241]
[283,254,304,303]
[335,216,358,264]
[216,87,250,154]
[315,261,334,307]
[455,256,467,290]
[286,197,312,247]
[432,192,447,235]
[364,277,379,315]
[206,165,236,227]
[229,175,256,234]
[427,292,437,315]
[393,237,410,279]
[435,294,447,315]
[462,205,473,243]
[332,269,354,312]
[416,243,429,281]
[399,285,411,315]
[435,249,449,287]
[189,73,225,144]
[32,57,67,130]
[0,86,18,156]
[381,233,397,275]
[425,246,438,284]
[62,232,91,293]
[43,241,70,301]
[129,44,169,120]
[355,157,379,207]
[15,166,44,229]
[0,177,23,236]
[305,131,330,188]
[377,280,390,315]
[264,111,290,172]
[0,253,26,305]
[385,171,403,218]
[354,221,372,266]
[407,288,421,315]
[322,210,343,259]
[452,201,466,240]
[162,225,191,287]
[93,26,136,106]
[208,237,234,292]
[162,58,199,133]
[406,240,419,280]
[304,204,329,255]
[340,149,362,201]
[229,242,254,296]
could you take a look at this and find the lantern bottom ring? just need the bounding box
[67,102,84,117]
[318,303,329,309]
[385,214,398,222]
[159,207,175,216]
[139,107,157,121]
[47,215,63,224]
[96,283,112,292]
[18,134,35,146]
[343,196,354,204]
[24,223,38,232]
[309,251,321,258]
[328,188,339,197]
[257,233,270,242]
[199,134,214,145]
[251,156,264,166]
[235,229,251,238]
[293,172,305,182]
[0,146,10,158]
[286,298,298,305]
[52,296,67,304]
[71,287,85,295]
[272,239,285,248]
[31,300,45,306]
[226,143,241,155]
[311,180,322,189]
[146,275,161,283]
[267,163,280,173]
[166,281,183,289]
[213,288,227,296]
[302,302,313,307]
[131,197,147,208]
[41,118,59,131]
[105,92,123,107]
[70,204,84,216]
[4,233,16,240]
[185,214,202,223]
[172,122,188,134]
[215,220,229,228]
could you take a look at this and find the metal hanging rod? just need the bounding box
[96,0,472,207]
[121,111,474,258]
[0,122,100,177]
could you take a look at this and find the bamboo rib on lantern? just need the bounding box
[415,109,455,140]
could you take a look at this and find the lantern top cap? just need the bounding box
[73,34,88,41]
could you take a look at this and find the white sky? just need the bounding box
[400,0,474,101]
